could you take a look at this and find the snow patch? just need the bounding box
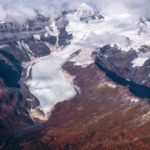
[130,97,139,103]
[141,111,150,124]
[17,40,33,55]
[132,57,148,67]
[98,81,117,89]
[33,34,41,40]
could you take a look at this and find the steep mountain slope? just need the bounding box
[0,12,58,143]
[6,63,150,150]
[1,2,150,150]
[75,3,104,22]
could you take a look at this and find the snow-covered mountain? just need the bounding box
[2,2,150,149]
[75,3,104,22]
[16,2,150,116]
[1,2,150,117]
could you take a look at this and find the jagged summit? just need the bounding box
[75,3,104,22]
[77,3,94,14]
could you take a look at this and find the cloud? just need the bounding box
[0,0,150,24]
[0,0,60,24]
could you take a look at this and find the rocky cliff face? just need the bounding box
[95,45,150,88]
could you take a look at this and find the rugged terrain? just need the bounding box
[95,45,150,88]
[4,62,150,150]
[0,13,57,143]
[1,2,150,150]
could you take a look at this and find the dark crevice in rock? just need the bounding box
[0,50,22,73]
[96,60,150,99]
[0,60,21,88]
[95,45,150,87]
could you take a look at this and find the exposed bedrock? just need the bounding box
[95,45,150,88]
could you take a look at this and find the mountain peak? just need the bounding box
[75,3,104,22]
[78,3,93,11]
[76,3,94,18]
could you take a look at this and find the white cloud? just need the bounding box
[0,0,150,24]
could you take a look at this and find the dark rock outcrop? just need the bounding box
[95,45,150,87]
[58,27,73,46]
[56,16,73,46]
[0,51,34,143]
